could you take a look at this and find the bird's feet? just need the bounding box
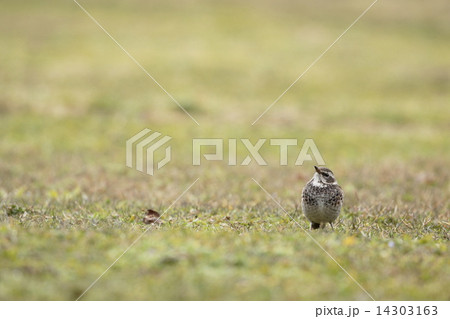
[311,222,320,230]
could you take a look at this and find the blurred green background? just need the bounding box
[0,0,449,300]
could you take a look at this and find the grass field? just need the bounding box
[0,0,449,300]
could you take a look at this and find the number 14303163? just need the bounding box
[376,306,438,316]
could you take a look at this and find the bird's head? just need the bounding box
[313,166,337,185]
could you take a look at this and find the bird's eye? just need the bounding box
[322,173,329,177]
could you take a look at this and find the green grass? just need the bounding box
[0,0,449,300]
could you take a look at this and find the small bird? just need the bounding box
[301,166,344,230]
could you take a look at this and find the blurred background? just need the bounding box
[0,0,449,300]
[1,0,449,195]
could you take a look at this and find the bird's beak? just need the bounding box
[314,166,321,174]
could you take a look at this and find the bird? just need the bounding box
[301,166,344,230]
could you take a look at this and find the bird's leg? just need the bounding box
[320,223,326,229]
[311,222,320,230]
[330,222,334,231]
